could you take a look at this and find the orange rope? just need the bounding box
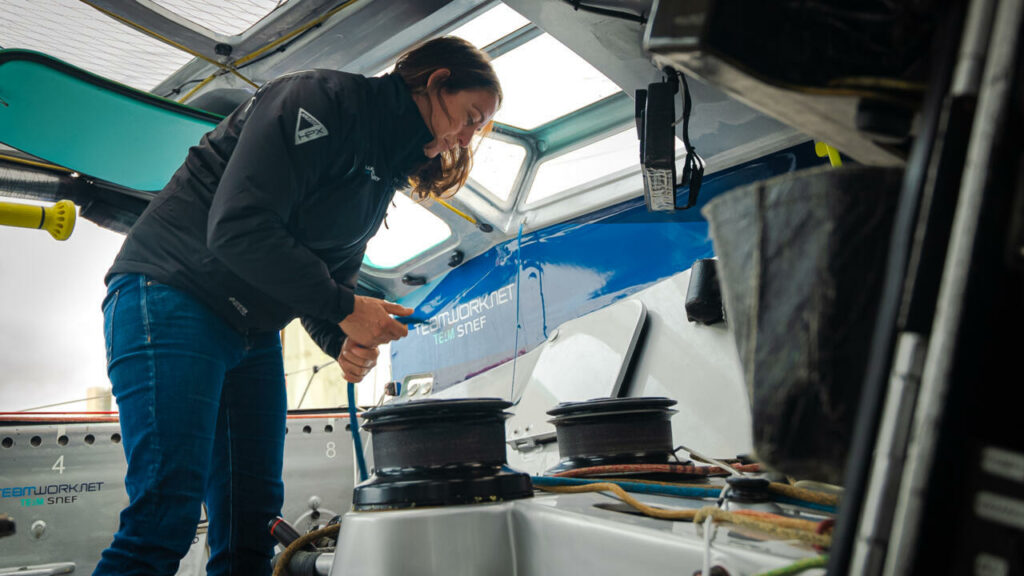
[553,463,762,478]
[535,483,831,547]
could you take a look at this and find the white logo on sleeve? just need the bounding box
[295,108,328,144]
[228,297,249,316]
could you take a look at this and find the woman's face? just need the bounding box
[419,70,500,159]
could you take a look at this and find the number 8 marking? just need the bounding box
[326,442,336,459]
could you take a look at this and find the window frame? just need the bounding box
[465,128,536,210]
[360,192,460,272]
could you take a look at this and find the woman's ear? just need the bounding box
[426,68,452,91]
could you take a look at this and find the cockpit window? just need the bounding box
[526,129,688,207]
[526,128,641,206]
[373,3,530,78]
[490,33,620,130]
[448,3,531,50]
[363,193,452,269]
[149,0,288,36]
[0,0,192,90]
[468,137,527,203]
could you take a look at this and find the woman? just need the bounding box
[95,36,501,575]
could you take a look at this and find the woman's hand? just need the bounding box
[337,338,380,383]
[339,295,414,347]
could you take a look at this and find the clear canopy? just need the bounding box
[149,0,288,36]
[468,137,527,202]
[490,33,621,130]
[0,0,193,90]
[448,3,530,50]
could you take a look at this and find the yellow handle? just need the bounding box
[436,198,477,225]
[814,141,843,167]
[435,197,493,232]
[0,199,76,241]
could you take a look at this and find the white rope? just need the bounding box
[17,394,111,412]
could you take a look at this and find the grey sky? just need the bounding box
[0,216,124,412]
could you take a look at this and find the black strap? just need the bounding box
[676,71,705,209]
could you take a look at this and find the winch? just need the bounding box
[353,398,532,510]
[546,396,679,475]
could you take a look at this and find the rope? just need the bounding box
[233,0,361,66]
[768,483,840,508]
[752,555,829,576]
[535,483,832,548]
[676,443,744,476]
[714,508,824,533]
[296,361,334,409]
[347,382,369,481]
[537,474,836,513]
[813,518,835,552]
[693,508,831,548]
[536,478,823,532]
[435,198,477,225]
[532,475,724,499]
[0,154,73,173]
[271,523,340,576]
[16,394,111,412]
[179,72,221,103]
[701,513,714,576]
[509,221,524,402]
[552,463,763,478]
[572,477,726,490]
[537,482,700,520]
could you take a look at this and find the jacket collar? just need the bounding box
[372,73,433,181]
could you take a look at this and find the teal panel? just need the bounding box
[0,50,221,191]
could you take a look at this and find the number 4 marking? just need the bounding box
[52,455,65,474]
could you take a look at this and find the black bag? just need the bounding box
[703,165,902,483]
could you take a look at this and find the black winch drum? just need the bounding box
[545,397,678,474]
[353,398,532,510]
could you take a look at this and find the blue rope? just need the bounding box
[531,476,837,513]
[347,381,369,482]
[531,475,722,499]
[773,496,836,514]
[509,221,524,402]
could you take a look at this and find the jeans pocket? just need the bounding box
[102,288,121,366]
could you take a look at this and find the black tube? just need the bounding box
[0,164,65,202]
[268,516,304,549]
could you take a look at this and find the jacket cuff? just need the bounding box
[327,285,356,324]
[323,334,344,361]
[300,316,346,359]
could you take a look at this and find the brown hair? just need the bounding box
[395,36,502,200]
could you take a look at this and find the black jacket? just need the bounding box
[107,71,433,359]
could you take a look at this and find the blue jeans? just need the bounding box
[94,274,286,576]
